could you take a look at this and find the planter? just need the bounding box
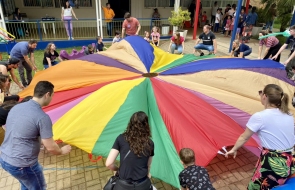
[173,26,178,33]
[178,30,188,41]
[161,25,170,36]
[252,27,263,36]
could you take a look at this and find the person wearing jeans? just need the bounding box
[43,43,63,69]
[168,32,185,54]
[61,1,78,40]
[9,40,38,87]
[0,159,46,190]
[230,40,252,58]
[0,81,72,190]
[102,3,115,36]
[194,25,217,56]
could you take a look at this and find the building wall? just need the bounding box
[12,0,247,21]
[12,0,196,20]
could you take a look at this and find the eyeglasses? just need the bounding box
[258,90,263,95]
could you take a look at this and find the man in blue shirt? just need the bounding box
[10,39,38,87]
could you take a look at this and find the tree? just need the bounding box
[260,0,294,31]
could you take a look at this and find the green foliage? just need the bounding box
[256,8,268,26]
[168,7,191,28]
[276,34,288,45]
[260,0,294,31]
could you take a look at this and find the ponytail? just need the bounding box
[280,92,290,114]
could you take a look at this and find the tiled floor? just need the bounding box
[0,145,256,190]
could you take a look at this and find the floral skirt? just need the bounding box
[248,148,295,190]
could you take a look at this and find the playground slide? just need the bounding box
[0,27,15,43]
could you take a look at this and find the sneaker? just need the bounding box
[200,52,204,56]
[68,37,70,40]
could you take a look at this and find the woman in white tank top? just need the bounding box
[225,84,295,189]
[61,1,78,40]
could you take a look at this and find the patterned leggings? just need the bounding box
[248,148,295,190]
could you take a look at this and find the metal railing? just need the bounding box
[4,18,171,41]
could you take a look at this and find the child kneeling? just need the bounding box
[179,148,215,190]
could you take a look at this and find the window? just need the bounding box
[180,0,191,8]
[76,0,92,7]
[144,0,174,7]
[23,0,92,8]
[2,0,16,16]
[144,0,156,7]
[23,0,41,7]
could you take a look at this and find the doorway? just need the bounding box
[108,0,130,19]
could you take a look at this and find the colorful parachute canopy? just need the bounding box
[19,36,295,188]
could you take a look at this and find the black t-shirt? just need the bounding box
[179,165,215,190]
[112,134,154,181]
[199,32,216,45]
[43,50,59,65]
[286,36,295,54]
[96,42,104,52]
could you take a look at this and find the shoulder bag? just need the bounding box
[103,150,130,190]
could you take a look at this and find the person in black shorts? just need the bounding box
[194,25,217,56]
[179,148,215,190]
[272,25,295,78]
[106,111,154,190]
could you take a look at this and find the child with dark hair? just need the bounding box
[179,148,215,190]
[84,44,94,55]
[112,31,121,44]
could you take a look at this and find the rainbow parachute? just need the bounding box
[19,36,295,188]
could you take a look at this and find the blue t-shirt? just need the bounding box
[0,100,53,167]
[10,42,34,60]
[239,43,250,52]
[96,42,104,52]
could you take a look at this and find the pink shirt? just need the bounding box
[122,17,140,35]
[171,36,184,45]
[259,36,279,48]
[151,32,160,42]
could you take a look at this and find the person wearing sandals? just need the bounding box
[106,111,154,190]
[194,25,217,56]
[225,84,295,190]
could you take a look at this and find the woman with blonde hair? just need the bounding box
[168,32,185,54]
[43,43,63,69]
[230,39,252,58]
[106,111,154,190]
[225,84,295,189]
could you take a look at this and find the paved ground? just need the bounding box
[1,29,291,190]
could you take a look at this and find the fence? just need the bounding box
[4,18,171,41]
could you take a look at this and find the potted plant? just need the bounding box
[168,7,191,40]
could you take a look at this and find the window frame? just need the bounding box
[22,0,93,8]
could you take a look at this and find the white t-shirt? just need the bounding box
[215,13,220,23]
[112,36,120,43]
[62,7,72,17]
[247,109,295,151]
[228,9,234,16]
